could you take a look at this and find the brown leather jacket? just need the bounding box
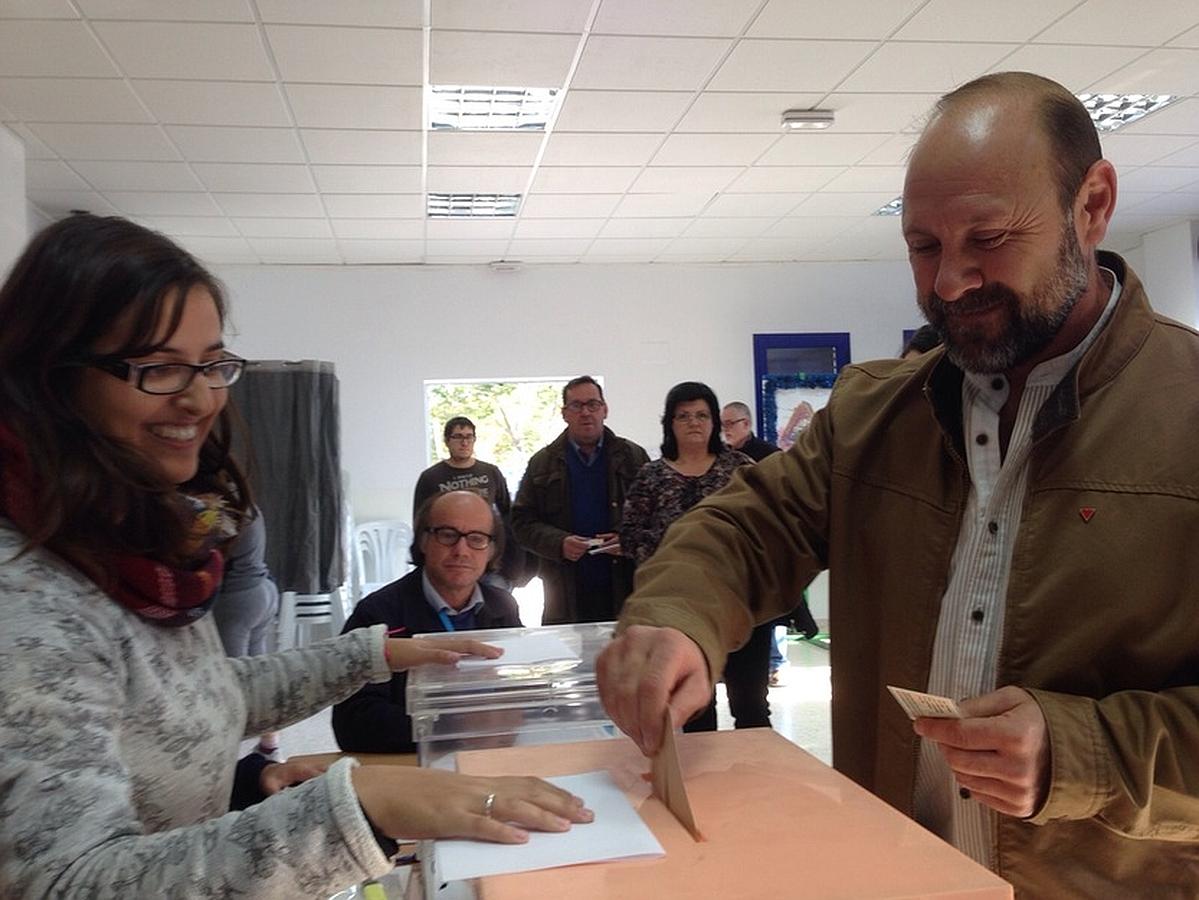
[620,254,1199,897]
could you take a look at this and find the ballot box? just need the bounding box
[451,729,1013,900]
[406,621,619,770]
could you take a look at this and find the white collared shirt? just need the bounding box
[913,269,1123,867]
[420,569,484,618]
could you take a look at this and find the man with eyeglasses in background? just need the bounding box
[513,376,649,625]
[331,491,521,753]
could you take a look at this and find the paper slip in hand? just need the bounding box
[887,685,963,720]
[649,708,702,841]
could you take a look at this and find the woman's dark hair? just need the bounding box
[409,492,505,571]
[659,381,723,460]
[0,214,250,567]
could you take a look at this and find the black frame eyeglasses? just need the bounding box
[81,355,247,395]
[564,399,604,413]
[424,526,494,550]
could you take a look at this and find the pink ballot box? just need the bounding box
[455,728,1012,900]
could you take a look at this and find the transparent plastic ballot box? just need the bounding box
[406,621,620,770]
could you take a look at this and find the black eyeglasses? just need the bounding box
[425,526,494,550]
[721,417,748,428]
[80,355,246,395]
[565,399,604,413]
[447,433,476,442]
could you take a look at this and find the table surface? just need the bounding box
[289,751,420,768]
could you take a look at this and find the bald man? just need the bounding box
[597,72,1199,895]
[333,491,522,753]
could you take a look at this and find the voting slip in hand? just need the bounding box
[649,708,703,841]
[887,685,964,720]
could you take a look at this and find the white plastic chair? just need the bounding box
[277,587,348,649]
[353,519,414,601]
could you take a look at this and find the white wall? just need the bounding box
[0,126,26,281]
[1139,220,1199,327]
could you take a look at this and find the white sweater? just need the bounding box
[0,520,394,898]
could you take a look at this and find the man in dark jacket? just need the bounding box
[332,491,521,753]
[512,376,649,625]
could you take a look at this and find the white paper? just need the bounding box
[887,685,963,720]
[432,771,664,882]
[457,632,580,668]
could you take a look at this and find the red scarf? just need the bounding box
[0,422,226,626]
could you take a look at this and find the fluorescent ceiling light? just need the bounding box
[427,193,521,218]
[781,109,835,130]
[1077,93,1178,132]
[873,197,903,217]
[429,85,559,131]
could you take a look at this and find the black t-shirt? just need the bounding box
[412,459,510,517]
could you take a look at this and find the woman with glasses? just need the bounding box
[0,215,590,899]
[621,381,765,734]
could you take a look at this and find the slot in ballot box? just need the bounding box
[453,729,1013,900]
[406,621,619,770]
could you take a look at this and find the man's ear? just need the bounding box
[1074,158,1117,251]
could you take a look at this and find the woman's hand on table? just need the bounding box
[352,766,594,843]
[384,636,502,672]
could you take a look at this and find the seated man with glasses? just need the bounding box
[332,491,521,754]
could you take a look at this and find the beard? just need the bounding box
[919,222,1090,374]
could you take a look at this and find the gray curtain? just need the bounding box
[229,360,343,594]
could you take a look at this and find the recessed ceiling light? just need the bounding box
[1076,93,1178,132]
[429,85,560,131]
[427,193,521,218]
[873,197,903,216]
[781,109,835,130]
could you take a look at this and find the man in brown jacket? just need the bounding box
[597,72,1199,897]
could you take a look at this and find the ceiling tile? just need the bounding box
[702,192,808,216]
[683,217,772,237]
[530,166,639,193]
[426,166,530,193]
[1119,192,1199,216]
[0,78,150,123]
[821,165,905,192]
[432,0,593,33]
[0,21,117,77]
[323,194,425,217]
[71,160,203,191]
[765,216,859,240]
[177,236,259,264]
[572,36,731,91]
[424,239,511,257]
[136,216,240,237]
[790,191,898,216]
[428,131,543,167]
[93,22,274,80]
[77,0,253,20]
[1098,48,1199,95]
[895,0,1078,41]
[1116,166,1199,193]
[26,188,118,216]
[166,125,306,163]
[213,193,324,217]
[757,132,889,166]
[430,30,580,86]
[748,0,924,40]
[258,0,422,27]
[247,237,342,263]
[337,239,425,262]
[285,84,422,130]
[1102,133,1197,167]
[820,93,939,133]
[232,217,333,238]
[729,238,820,261]
[1153,141,1199,167]
[134,80,292,127]
[585,237,671,258]
[1120,98,1199,136]
[29,123,180,160]
[839,42,1018,93]
[520,193,622,217]
[0,1,77,18]
[988,44,1143,92]
[1171,24,1199,48]
[540,132,662,166]
[592,0,762,37]
[311,165,423,193]
[675,91,823,133]
[651,133,776,166]
[506,238,591,257]
[709,39,874,92]
[331,219,425,239]
[300,129,423,165]
[612,193,714,217]
[660,236,745,258]
[426,219,515,240]
[266,25,423,85]
[24,159,89,190]
[191,163,316,193]
[1034,0,1199,46]
[857,133,918,166]
[555,90,693,132]
[599,217,690,238]
[727,165,844,192]
[513,218,604,239]
[631,166,741,193]
[104,191,222,215]
[5,124,56,160]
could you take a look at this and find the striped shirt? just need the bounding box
[913,269,1122,867]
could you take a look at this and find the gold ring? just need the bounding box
[483,792,496,818]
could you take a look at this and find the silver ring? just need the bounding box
[483,792,496,819]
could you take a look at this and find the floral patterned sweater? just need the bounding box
[0,519,394,899]
[620,449,753,566]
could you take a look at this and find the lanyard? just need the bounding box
[438,609,455,632]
